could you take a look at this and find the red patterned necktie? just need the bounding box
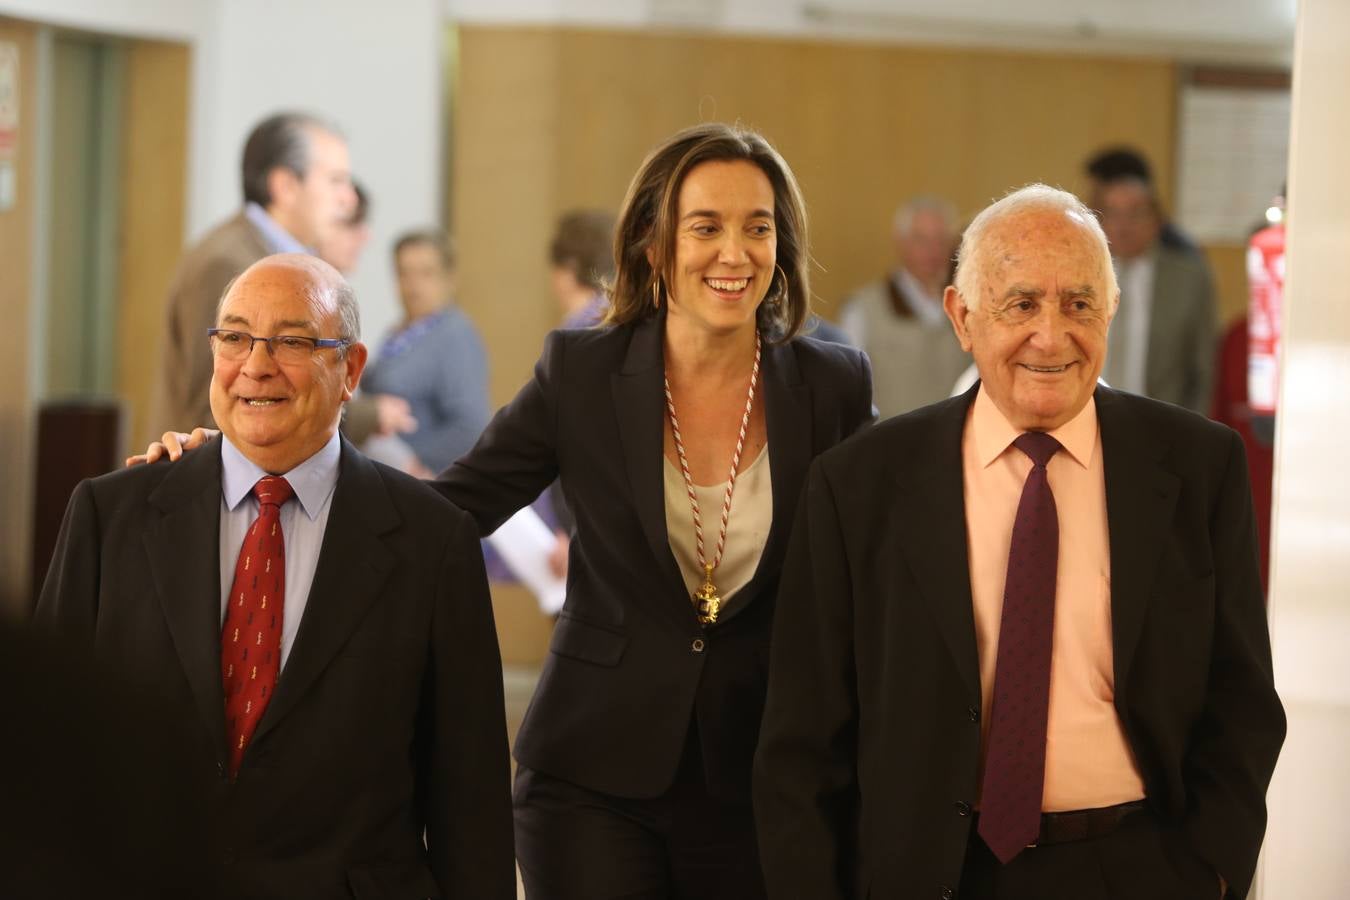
[221,475,293,777]
[977,432,1061,863]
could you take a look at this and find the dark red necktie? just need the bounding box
[221,475,293,777]
[978,432,1061,863]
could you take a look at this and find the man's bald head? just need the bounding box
[209,254,368,474]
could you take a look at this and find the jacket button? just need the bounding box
[954,800,971,817]
[691,638,705,653]
[940,887,954,900]
[967,706,980,723]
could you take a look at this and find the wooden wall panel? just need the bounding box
[452,26,1179,408]
[116,38,189,449]
[0,17,38,613]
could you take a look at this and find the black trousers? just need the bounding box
[513,726,767,900]
[958,810,1221,900]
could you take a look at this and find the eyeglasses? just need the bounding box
[207,328,350,363]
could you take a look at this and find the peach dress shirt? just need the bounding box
[963,386,1146,812]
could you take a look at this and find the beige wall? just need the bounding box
[452,25,1179,408]
[0,17,38,613]
[116,38,189,450]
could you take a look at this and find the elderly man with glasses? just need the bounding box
[36,254,515,899]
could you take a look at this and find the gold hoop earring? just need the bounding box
[651,278,662,309]
[771,263,789,309]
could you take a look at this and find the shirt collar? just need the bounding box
[221,431,341,521]
[970,383,1098,470]
[244,202,311,255]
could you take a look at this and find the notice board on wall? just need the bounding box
[1175,68,1291,245]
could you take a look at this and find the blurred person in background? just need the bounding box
[1085,146,1199,255]
[1097,175,1216,413]
[840,195,970,417]
[356,230,491,476]
[141,122,874,900]
[156,112,356,431]
[551,208,617,329]
[317,178,372,275]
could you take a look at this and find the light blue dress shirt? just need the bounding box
[244,201,311,255]
[219,432,340,671]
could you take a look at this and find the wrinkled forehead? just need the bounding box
[982,210,1107,276]
[219,263,339,330]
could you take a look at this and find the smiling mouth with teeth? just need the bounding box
[706,277,750,292]
[1022,364,1071,373]
[244,398,284,406]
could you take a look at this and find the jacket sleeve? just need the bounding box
[423,507,516,899]
[32,479,102,639]
[429,331,564,536]
[754,456,859,900]
[1182,429,1285,898]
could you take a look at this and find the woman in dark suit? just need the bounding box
[444,122,872,899]
[142,122,873,898]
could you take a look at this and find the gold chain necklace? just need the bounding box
[663,331,762,626]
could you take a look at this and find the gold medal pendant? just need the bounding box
[694,564,721,625]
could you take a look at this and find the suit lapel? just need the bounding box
[1096,387,1180,694]
[144,439,229,760]
[895,388,982,700]
[717,339,811,625]
[251,439,398,745]
[610,312,691,622]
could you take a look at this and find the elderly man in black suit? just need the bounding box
[37,254,514,899]
[754,184,1284,900]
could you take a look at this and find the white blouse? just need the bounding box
[662,446,773,610]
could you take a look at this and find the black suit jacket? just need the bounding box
[753,386,1285,899]
[35,437,515,900]
[434,312,873,800]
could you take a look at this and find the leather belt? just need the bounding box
[973,800,1147,849]
[1029,800,1147,847]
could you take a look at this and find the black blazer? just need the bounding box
[753,385,1285,899]
[35,437,515,900]
[435,312,873,800]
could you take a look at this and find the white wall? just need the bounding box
[1262,0,1350,896]
[0,0,202,40]
[0,0,444,346]
[188,0,444,345]
[445,0,1296,65]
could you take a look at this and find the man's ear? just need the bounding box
[341,342,369,401]
[266,166,300,213]
[943,285,974,352]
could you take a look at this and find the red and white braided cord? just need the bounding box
[663,331,762,574]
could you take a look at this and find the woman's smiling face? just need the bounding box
[665,159,777,336]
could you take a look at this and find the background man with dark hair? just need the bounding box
[1084,146,1198,255]
[356,229,491,475]
[155,112,356,431]
[1096,175,1217,413]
